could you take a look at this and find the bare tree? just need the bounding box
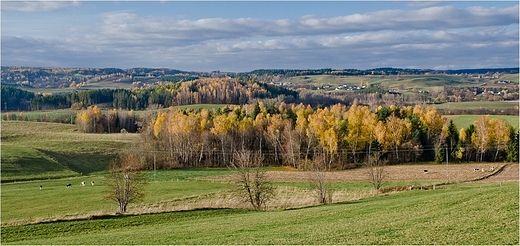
[309,153,334,204]
[229,149,274,210]
[106,153,147,213]
[364,151,387,190]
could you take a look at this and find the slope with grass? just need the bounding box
[2,182,517,245]
[1,121,137,181]
[444,115,519,130]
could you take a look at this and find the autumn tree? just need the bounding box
[472,116,493,162]
[345,104,377,163]
[210,112,237,164]
[264,114,285,164]
[376,113,411,162]
[420,106,446,159]
[490,118,512,161]
[230,149,274,210]
[166,110,200,167]
[75,105,103,133]
[308,107,344,168]
[105,153,147,213]
[281,119,301,168]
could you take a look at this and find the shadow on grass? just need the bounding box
[37,149,116,175]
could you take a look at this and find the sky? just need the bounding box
[1,1,519,72]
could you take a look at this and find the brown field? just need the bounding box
[209,163,518,183]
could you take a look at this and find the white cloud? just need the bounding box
[1,1,80,12]
[1,4,518,71]
[85,4,518,49]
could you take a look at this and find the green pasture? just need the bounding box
[2,109,78,122]
[446,115,519,130]
[497,73,519,83]
[2,182,517,245]
[0,171,234,225]
[434,101,519,110]
[1,121,137,181]
[0,104,232,122]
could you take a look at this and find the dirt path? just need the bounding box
[476,164,518,182]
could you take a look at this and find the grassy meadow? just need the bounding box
[434,100,519,111]
[1,121,137,181]
[1,118,519,244]
[2,182,518,245]
[445,114,519,130]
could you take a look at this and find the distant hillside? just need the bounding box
[2,66,518,89]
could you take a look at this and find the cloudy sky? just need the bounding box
[1,1,518,72]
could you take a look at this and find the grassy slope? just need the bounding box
[434,101,519,110]
[0,173,233,225]
[2,182,517,245]
[445,115,519,130]
[1,121,137,181]
[284,74,495,91]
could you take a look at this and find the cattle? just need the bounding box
[66,183,72,188]
[39,185,43,190]
[81,181,85,186]
[91,181,95,186]
[423,170,428,174]
[474,168,479,172]
[490,166,495,171]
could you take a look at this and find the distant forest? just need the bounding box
[1,78,298,111]
[1,66,518,114]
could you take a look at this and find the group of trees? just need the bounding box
[75,106,138,133]
[1,78,299,111]
[132,102,518,171]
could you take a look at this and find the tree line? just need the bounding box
[1,78,298,111]
[107,102,518,171]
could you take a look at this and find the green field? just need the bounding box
[1,104,233,123]
[434,101,519,110]
[2,182,517,245]
[1,120,518,245]
[446,115,519,130]
[1,109,78,122]
[1,121,138,181]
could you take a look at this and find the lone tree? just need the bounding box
[309,153,334,205]
[364,151,387,190]
[230,149,274,210]
[106,153,147,213]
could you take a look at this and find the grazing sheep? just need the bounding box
[81,181,85,186]
[474,168,479,172]
[91,181,95,186]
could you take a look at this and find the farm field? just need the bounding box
[1,164,517,226]
[445,115,519,130]
[2,180,518,245]
[1,119,519,244]
[282,74,517,91]
[1,121,138,181]
[433,100,519,111]
[1,104,232,122]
